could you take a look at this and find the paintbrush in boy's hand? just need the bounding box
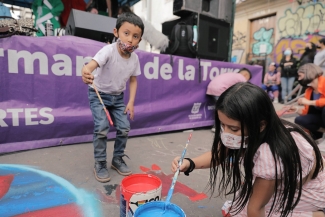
[83,65,114,126]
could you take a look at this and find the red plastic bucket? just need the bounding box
[120,174,162,217]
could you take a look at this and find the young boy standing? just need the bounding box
[82,12,144,182]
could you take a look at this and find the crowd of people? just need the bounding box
[260,39,325,104]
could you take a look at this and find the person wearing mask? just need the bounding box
[0,0,11,17]
[314,38,325,72]
[285,63,325,140]
[261,62,281,103]
[299,42,317,67]
[117,5,169,52]
[171,82,325,217]
[279,48,297,103]
[207,68,252,132]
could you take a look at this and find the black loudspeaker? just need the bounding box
[197,14,230,61]
[162,14,196,39]
[66,9,116,43]
[162,13,230,61]
[173,0,207,17]
[201,0,233,23]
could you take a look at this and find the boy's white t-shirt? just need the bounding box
[91,43,141,95]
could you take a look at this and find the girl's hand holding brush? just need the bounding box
[171,157,190,173]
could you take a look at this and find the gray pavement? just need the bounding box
[0,103,324,217]
[0,128,225,217]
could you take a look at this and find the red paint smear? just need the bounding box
[189,193,207,202]
[0,174,14,199]
[14,203,83,217]
[151,164,161,171]
[139,166,150,173]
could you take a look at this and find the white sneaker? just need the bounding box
[211,128,215,133]
[273,98,279,103]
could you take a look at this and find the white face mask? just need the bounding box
[220,126,248,149]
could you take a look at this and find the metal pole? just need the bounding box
[228,0,236,62]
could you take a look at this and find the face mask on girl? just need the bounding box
[220,126,248,149]
[284,50,292,56]
[117,38,138,54]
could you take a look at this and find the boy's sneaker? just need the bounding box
[111,155,132,176]
[94,161,111,183]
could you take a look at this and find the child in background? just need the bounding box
[261,62,281,103]
[81,12,144,182]
[206,68,252,132]
[172,82,325,217]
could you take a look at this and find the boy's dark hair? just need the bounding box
[319,38,325,46]
[119,5,132,13]
[238,67,252,80]
[116,12,144,37]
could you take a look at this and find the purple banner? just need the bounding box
[0,36,262,153]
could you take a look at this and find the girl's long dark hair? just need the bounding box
[209,82,323,217]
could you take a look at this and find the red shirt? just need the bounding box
[60,0,86,27]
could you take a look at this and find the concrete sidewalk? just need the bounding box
[0,128,225,217]
[0,103,324,217]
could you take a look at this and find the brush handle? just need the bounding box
[83,64,114,126]
[93,84,114,126]
[166,133,192,203]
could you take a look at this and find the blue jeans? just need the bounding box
[261,84,279,92]
[280,77,295,100]
[88,87,130,162]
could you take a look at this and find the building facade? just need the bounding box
[232,0,325,67]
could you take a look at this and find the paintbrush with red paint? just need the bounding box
[83,64,114,126]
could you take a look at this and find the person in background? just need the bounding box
[314,38,325,72]
[172,82,325,217]
[81,12,144,182]
[206,68,252,132]
[0,0,11,17]
[86,0,118,17]
[279,48,297,103]
[60,0,86,27]
[299,42,317,67]
[261,62,281,103]
[285,63,325,140]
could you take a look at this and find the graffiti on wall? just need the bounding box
[252,27,274,55]
[278,3,325,38]
[296,0,325,5]
[231,31,246,63]
[274,3,325,63]
[274,34,323,63]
